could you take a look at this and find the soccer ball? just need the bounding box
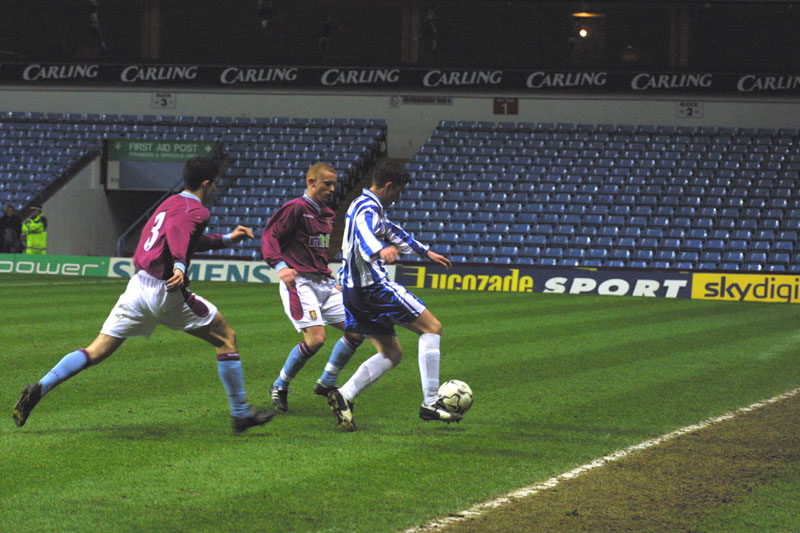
[437,380,473,415]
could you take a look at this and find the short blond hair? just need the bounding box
[307,162,336,180]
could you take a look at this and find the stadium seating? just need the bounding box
[404,120,800,271]
[6,111,800,271]
[0,111,386,259]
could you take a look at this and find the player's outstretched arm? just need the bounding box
[229,225,255,244]
[426,250,452,269]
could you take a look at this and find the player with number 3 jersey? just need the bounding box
[12,157,275,434]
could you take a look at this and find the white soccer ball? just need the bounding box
[437,379,473,415]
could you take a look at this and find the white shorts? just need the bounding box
[101,271,218,339]
[280,273,345,332]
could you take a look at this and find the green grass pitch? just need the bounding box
[2,273,800,532]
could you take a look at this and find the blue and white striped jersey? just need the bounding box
[338,188,429,288]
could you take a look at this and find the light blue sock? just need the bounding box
[217,355,248,418]
[273,341,317,389]
[39,349,90,395]
[318,337,359,386]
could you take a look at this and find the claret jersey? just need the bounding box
[133,191,226,280]
[261,195,336,276]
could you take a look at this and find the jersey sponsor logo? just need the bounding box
[308,234,330,248]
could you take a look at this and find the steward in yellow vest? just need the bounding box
[22,204,47,255]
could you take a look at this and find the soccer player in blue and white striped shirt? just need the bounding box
[326,160,457,431]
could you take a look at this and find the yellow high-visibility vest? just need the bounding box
[22,213,47,254]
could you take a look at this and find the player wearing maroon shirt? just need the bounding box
[261,163,363,412]
[12,157,274,434]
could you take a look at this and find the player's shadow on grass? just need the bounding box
[106,423,274,440]
[21,420,273,439]
[21,424,173,440]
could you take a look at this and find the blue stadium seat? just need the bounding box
[509,223,531,234]
[599,226,620,238]
[696,261,718,270]
[750,240,771,252]
[743,262,764,271]
[682,239,704,253]
[522,234,543,247]
[466,222,488,234]
[489,223,510,235]
[700,251,722,263]
[722,250,745,264]
[496,246,519,258]
[769,252,790,268]
[649,216,669,229]
[727,239,748,252]
[565,248,586,260]
[570,236,591,248]
[438,232,460,245]
[620,227,642,239]
[475,245,497,257]
[505,233,525,246]
[542,247,563,260]
[593,236,614,249]
[745,251,768,265]
[659,238,680,252]
[615,237,637,250]
[554,224,576,237]
[484,233,503,246]
[609,247,631,261]
[587,248,608,261]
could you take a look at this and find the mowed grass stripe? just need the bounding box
[3,275,800,532]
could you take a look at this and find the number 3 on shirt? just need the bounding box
[143,211,166,251]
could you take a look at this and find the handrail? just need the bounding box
[115,176,184,257]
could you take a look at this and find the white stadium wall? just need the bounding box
[44,157,119,256]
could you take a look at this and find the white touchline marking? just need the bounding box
[406,387,800,532]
